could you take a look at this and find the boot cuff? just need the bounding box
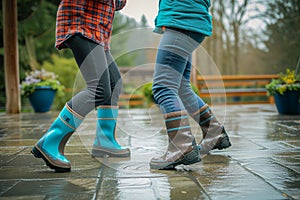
[96,105,119,109]
[65,103,84,120]
[192,104,209,117]
[164,110,189,119]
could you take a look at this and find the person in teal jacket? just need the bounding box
[150,0,231,170]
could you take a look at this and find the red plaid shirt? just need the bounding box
[55,0,126,50]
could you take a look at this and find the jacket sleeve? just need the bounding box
[115,0,127,11]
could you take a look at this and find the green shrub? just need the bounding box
[141,82,200,104]
[142,82,154,104]
[41,54,82,109]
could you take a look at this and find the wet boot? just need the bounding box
[92,106,130,158]
[150,111,201,170]
[31,104,84,172]
[192,104,231,153]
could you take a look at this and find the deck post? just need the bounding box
[191,50,199,89]
[3,0,21,113]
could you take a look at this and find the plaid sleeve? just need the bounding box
[115,0,126,10]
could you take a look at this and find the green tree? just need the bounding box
[262,0,300,71]
[140,14,148,27]
[0,0,142,110]
[0,0,60,109]
[18,0,59,73]
[111,12,139,67]
[203,0,250,74]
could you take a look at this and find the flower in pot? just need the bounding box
[266,68,300,115]
[21,69,65,112]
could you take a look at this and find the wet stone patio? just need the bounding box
[0,104,299,200]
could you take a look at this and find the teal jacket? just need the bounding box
[154,0,212,36]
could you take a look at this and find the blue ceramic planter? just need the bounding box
[28,86,56,113]
[274,90,300,115]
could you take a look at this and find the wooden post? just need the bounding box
[191,50,199,89]
[3,0,21,113]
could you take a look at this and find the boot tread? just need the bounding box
[31,146,71,172]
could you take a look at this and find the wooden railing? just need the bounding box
[196,74,278,104]
[118,94,145,107]
[64,89,146,108]
[63,74,278,108]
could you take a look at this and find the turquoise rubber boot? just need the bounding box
[92,106,130,158]
[31,104,84,172]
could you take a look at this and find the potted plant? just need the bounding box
[21,68,65,112]
[266,68,300,115]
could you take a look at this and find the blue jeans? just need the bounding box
[152,28,206,114]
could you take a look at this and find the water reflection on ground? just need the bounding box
[0,104,299,199]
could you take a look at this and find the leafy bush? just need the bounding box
[142,82,200,104]
[142,82,154,104]
[266,68,300,95]
[41,54,83,109]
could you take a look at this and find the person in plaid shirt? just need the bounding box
[31,0,130,172]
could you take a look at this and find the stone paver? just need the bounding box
[0,104,299,200]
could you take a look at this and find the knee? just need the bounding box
[92,84,112,106]
[152,82,172,104]
[152,83,160,104]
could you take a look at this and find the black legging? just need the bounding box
[64,34,122,116]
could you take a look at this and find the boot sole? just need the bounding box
[31,146,71,173]
[213,133,232,150]
[91,148,130,158]
[150,148,201,170]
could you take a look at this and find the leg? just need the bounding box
[150,28,202,169]
[179,55,206,114]
[104,50,122,106]
[178,48,231,154]
[31,103,84,172]
[92,50,130,158]
[31,35,112,171]
[66,35,112,116]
